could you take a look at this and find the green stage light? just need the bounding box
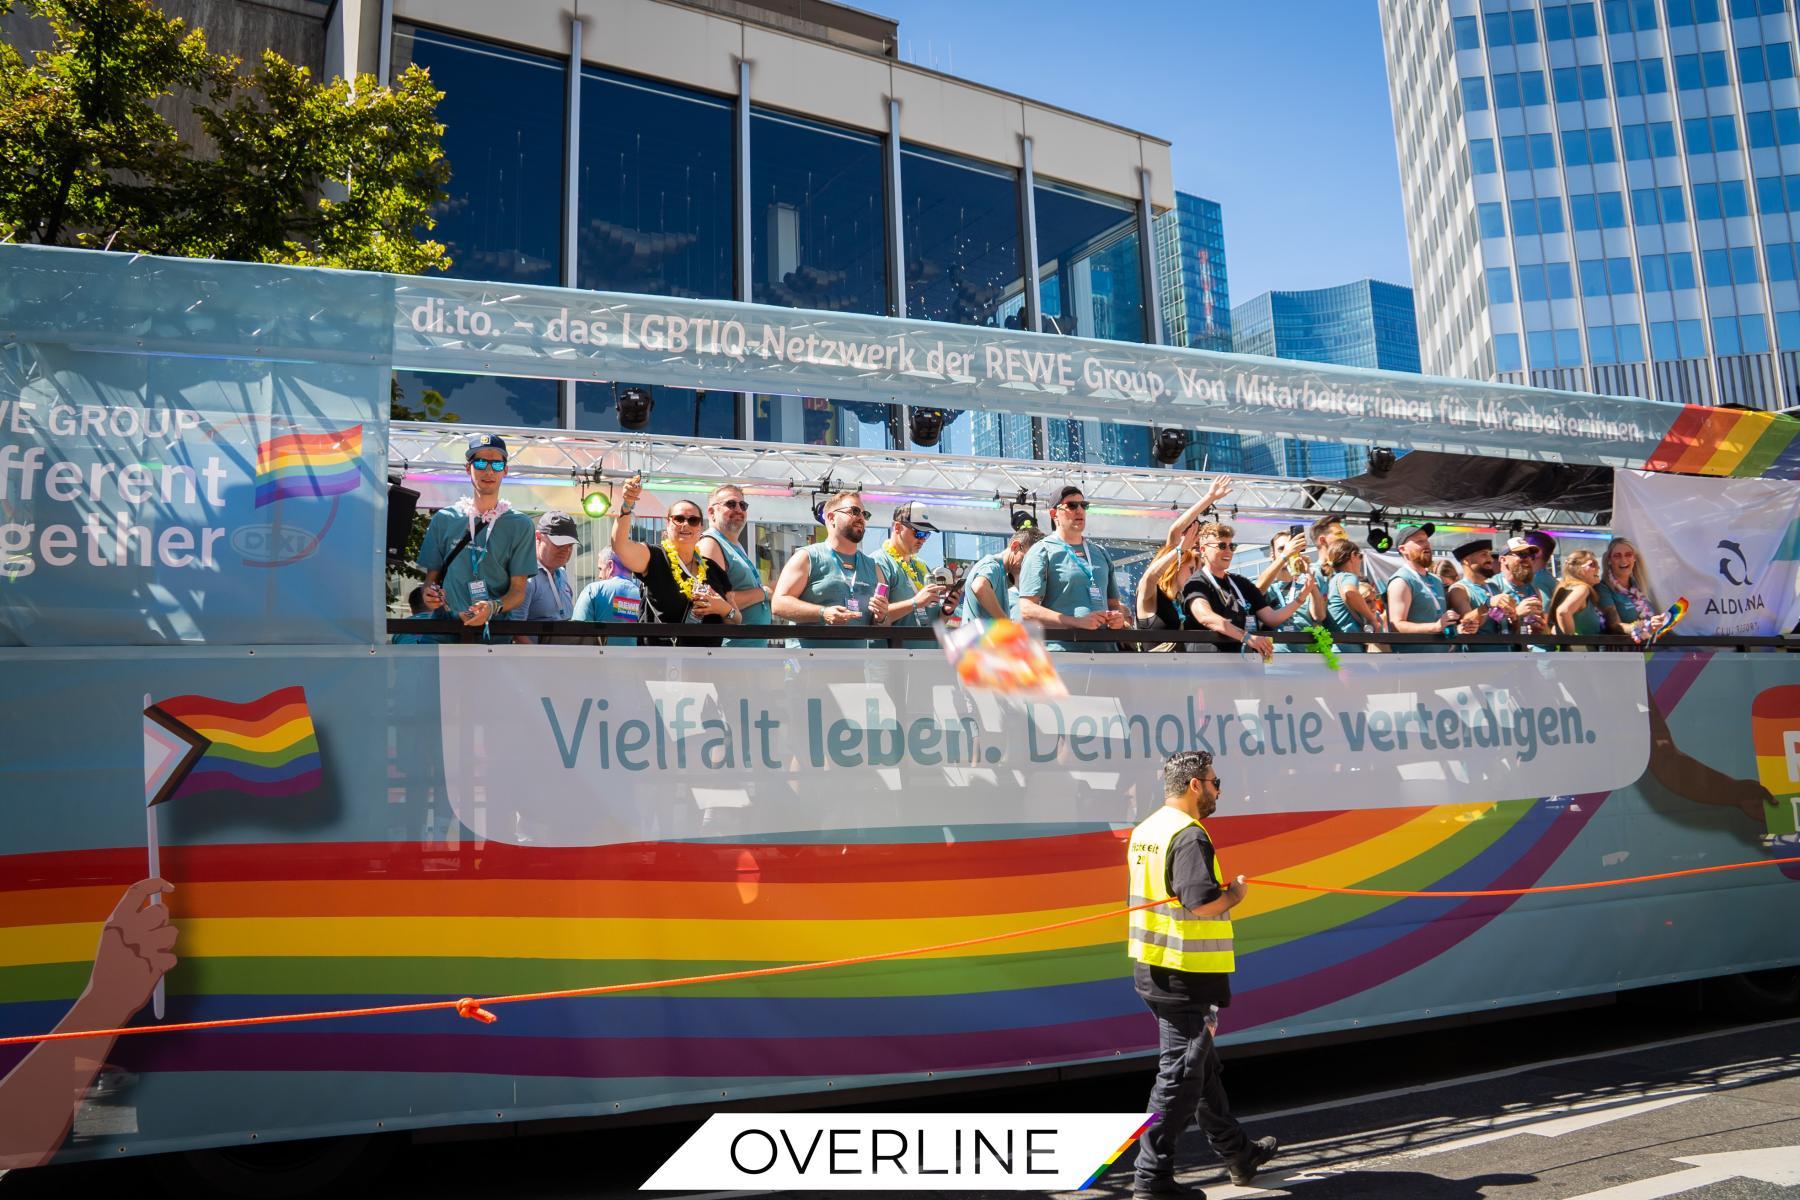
[582,489,612,519]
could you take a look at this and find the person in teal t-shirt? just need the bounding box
[1445,538,1509,652]
[1018,486,1129,651]
[772,490,891,649]
[698,484,774,648]
[1384,523,1458,652]
[417,432,538,639]
[963,526,1046,623]
[876,502,948,630]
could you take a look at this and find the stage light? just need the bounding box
[1369,447,1397,476]
[617,386,654,430]
[581,488,612,519]
[1153,426,1190,465]
[908,407,947,447]
[1367,514,1392,553]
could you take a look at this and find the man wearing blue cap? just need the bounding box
[418,433,537,637]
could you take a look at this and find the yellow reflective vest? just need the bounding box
[1127,805,1235,974]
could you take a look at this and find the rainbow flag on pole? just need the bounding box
[142,687,323,803]
[254,424,363,507]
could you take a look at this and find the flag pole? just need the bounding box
[145,692,164,1021]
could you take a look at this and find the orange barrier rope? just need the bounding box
[1,857,1789,1051]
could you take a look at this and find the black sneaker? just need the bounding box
[1130,1180,1206,1200]
[1228,1136,1279,1187]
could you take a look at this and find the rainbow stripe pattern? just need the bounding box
[254,425,363,507]
[1641,405,1800,479]
[0,795,1598,1083]
[147,687,322,801]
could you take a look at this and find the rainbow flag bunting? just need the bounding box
[142,687,322,804]
[254,425,363,507]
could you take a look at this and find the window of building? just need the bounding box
[1572,190,1627,228]
[1581,256,1638,294]
[751,109,888,317]
[1674,50,1731,89]
[1767,242,1798,280]
[1504,132,1560,169]
[1512,195,1569,234]
[1621,121,1677,159]
[1738,42,1797,83]
[1034,178,1146,344]
[391,26,566,428]
[1493,70,1549,108]
[1613,58,1670,95]
[1777,310,1800,350]
[1651,318,1707,358]
[1544,2,1600,38]
[1487,266,1516,303]
[1454,15,1481,48]
[1518,261,1576,299]
[1603,0,1660,30]
[1555,64,1611,101]
[1693,179,1751,218]
[1470,138,1499,173]
[1484,9,1540,44]
[1494,332,1524,371]
[1747,108,1800,147]
[1666,0,1721,23]
[1684,114,1741,153]
[1479,201,1507,237]
[577,69,734,301]
[1562,126,1618,164]
[1589,325,1618,363]
[1729,0,1787,16]
[1461,76,1489,110]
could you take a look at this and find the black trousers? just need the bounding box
[1133,1002,1250,1183]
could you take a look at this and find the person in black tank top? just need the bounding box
[609,478,741,646]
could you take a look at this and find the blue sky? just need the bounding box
[856,1,1414,306]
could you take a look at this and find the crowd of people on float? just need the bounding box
[393,431,1667,650]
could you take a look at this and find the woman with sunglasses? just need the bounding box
[611,475,740,645]
[1135,477,1234,650]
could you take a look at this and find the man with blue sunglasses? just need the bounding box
[877,502,947,629]
[416,432,536,639]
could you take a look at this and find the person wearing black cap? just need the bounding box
[513,510,581,644]
[1385,522,1458,652]
[417,433,537,637]
[1019,485,1130,651]
[1445,538,1507,651]
[879,502,947,629]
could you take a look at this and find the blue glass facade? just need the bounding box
[1230,280,1421,477]
[386,20,1177,464]
[1154,191,1242,472]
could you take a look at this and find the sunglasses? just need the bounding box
[1059,500,1090,511]
[667,513,703,527]
[833,506,873,520]
[901,522,933,542]
[1204,776,1221,787]
[717,499,749,512]
[1207,541,1238,551]
[469,457,507,472]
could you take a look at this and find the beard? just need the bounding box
[1475,563,1499,580]
[843,525,866,544]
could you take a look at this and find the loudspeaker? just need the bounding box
[387,483,421,560]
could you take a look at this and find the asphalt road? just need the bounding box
[5,1000,1796,1198]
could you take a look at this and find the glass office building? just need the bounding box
[1231,280,1422,477]
[1379,0,1800,407]
[365,0,1197,469]
[1153,191,1245,471]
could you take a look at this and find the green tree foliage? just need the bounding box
[0,0,451,274]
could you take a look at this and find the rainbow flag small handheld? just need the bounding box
[1647,597,1689,644]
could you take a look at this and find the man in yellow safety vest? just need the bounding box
[1126,750,1279,1198]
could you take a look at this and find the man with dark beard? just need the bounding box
[772,490,891,648]
[1444,539,1504,650]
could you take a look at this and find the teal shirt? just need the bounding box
[791,542,882,649]
[1391,563,1449,653]
[1449,574,1510,652]
[1596,579,1651,626]
[1495,575,1551,651]
[1323,572,1367,652]
[1019,534,1119,652]
[705,527,771,648]
[418,506,537,620]
[1268,577,1312,652]
[960,553,1017,622]
[877,545,935,628]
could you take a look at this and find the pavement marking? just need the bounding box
[1556,1144,1800,1200]
[1403,1092,1703,1156]
[1237,1014,1800,1125]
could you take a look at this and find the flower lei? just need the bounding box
[883,540,930,591]
[661,537,702,602]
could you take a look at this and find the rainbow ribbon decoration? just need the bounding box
[254,425,363,507]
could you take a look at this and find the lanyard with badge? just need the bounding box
[832,550,869,621]
[1059,537,1105,610]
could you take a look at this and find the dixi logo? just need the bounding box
[1717,539,1754,587]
